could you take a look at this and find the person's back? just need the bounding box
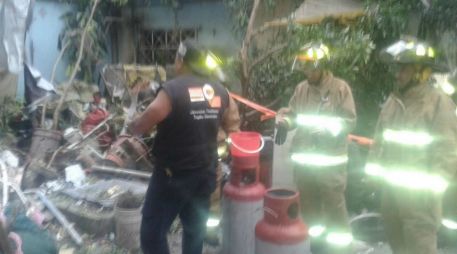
[153,74,229,171]
[129,40,240,254]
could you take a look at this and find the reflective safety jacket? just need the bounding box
[287,72,356,167]
[367,83,457,193]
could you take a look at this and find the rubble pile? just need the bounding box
[0,64,168,254]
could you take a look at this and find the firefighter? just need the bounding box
[366,38,457,254]
[275,42,357,252]
[128,40,240,254]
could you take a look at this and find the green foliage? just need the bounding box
[225,0,457,135]
[60,10,107,82]
[223,0,301,37]
[249,19,377,134]
[223,0,253,36]
[58,0,131,83]
[0,97,23,134]
[160,0,180,8]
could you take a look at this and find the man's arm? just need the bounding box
[221,96,241,135]
[338,84,357,135]
[430,95,457,180]
[128,90,172,136]
[277,83,303,130]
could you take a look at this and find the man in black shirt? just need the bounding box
[129,40,240,254]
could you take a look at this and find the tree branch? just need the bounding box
[50,39,71,84]
[245,97,280,118]
[240,0,261,87]
[52,0,100,130]
[248,42,287,74]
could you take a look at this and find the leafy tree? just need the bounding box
[224,0,457,135]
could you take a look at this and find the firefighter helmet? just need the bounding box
[292,43,330,71]
[380,38,448,72]
[177,40,223,76]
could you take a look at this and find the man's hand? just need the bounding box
[277,107,292,120]
[275,120,288,145]
[275,108,293,145]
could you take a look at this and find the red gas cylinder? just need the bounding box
[255,188,310,254]
[222,132,266,254]
[105,135,152,170]
[259,136,273,188]
[81,108,113,149]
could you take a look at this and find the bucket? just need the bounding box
[114,193,143,250]
[28,129,62,160]
[229,132,264,169]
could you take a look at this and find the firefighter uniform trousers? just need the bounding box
[381,187,441,254]
[295,165,350,238]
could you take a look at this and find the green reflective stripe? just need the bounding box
[365,163,448,193]
[296,114,343,136]
[441,81,456,95]
[383,129,433,146]
[291,153,348,167]
[206,217,220,228]
[308,225,326,238]
[442,219,457,230]
[325,232,353,246]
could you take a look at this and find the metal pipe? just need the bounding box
[66,114,114,150]
[0,180,28,206]
[0,162,8,208]
[24,190,83,245]
[91,165,152,179]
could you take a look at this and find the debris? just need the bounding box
[90,165,152,179]
[60,179,147,208]
[63,128,82,145]
[59,248,75,254]
[105,135,153,170]
[64,164,85,187]
[80,107,113,150]
[26,190,84,246]
[66,114,113,151]
[0,150,19,168]
[50,193,114,237]
[114,191,142,250]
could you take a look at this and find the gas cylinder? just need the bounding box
[105,135,153,170]
[255,188,310,254]
[81,108,113,149]
[222,132,266,254]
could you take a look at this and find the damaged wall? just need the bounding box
[26,1,72,83]
[0,0,32,100]
[15,0,73,100]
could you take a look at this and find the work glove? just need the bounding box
[275,121,288,145]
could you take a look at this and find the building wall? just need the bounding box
[116,1,240,65]
[16,0,72,99]
[142,2,239,53]
[21,0,240,99]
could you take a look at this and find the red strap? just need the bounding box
[228,92,374,147]
[348,134,374,147]
[229,92,277,121]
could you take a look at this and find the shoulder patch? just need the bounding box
[188,87,205,102]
